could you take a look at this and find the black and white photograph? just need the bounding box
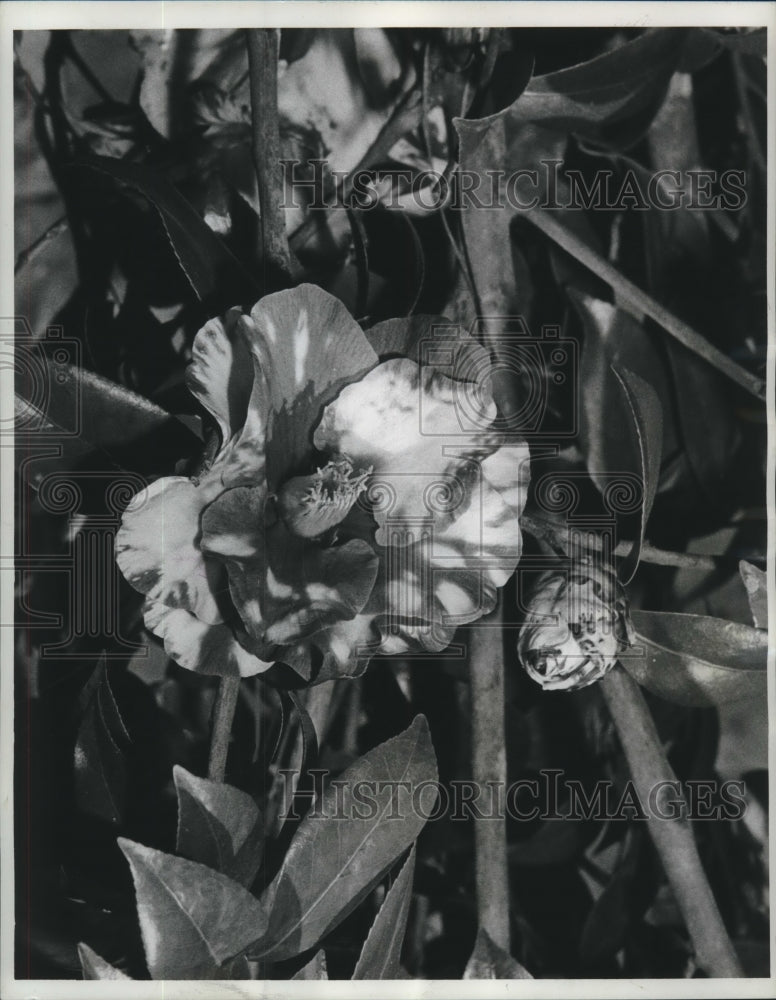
[3,2,773,994]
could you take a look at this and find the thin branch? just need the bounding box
[600,666,742,977]
[469,600,511,950]
[524,207,766,401]
[246,29,296,281]
[521,511,719,572]
[208,675,241,783]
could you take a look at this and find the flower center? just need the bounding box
[276,455,372,539]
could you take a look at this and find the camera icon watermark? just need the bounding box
[3,317,82,441]
[417,315,579,441]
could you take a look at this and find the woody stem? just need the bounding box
[469,598,511,950]
[208,675,241,782]
[600,665,742,977]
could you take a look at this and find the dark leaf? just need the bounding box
[118,838,269,979]
[579,832,639,962]
[292,949,328,980]
[456,29,686,151]
[74,660,130,825]
[255,715,437,961]
[739,560,767,630]
[14,48,78,335]
[352,845,415,980]
[623,611,767,707]
[463,928,533,979]
[611,366,663,583]
[706,27,767,58]
[508,818,584,867]
[16,361,201,482]
[174,766,264,887]
[75,156,257,302]
[77,943,131,980]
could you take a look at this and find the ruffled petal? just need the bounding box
[115,477,224,624]
[314,357,497,543]
[200,485,379,648]
[185,307,254,446]
[143,600,272,677]
[242,284,378,489]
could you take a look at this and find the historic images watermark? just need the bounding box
[279,770,748,824]
[281,158,747,213]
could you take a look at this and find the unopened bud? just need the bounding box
[517,563,632,691]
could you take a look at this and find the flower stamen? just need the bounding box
[277,455,372,538]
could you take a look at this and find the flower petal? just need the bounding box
[243,284,378,489]
[366,315,493,398]
[185,307,254,445]
[200,485,379,648]
[314,357,497,543]
[143,600,271,677]
[115,477,224,624]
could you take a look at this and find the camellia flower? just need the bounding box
[116,284,530,683]
[517,563,633,691]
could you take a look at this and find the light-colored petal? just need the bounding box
[115,477,224,624]
[143,600,271,678]
[185,307,254,445]
[314,357,497,543]
[243,284,378,490]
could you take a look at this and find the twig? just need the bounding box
[522,511,719,572]
[524,207,765,401]
[600,666,742,977]
[469,600,510,950]
[208,675,241,783]
[246,29,295,281]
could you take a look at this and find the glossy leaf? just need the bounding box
[78,943,131,980]
[118,838,269,979]
[455,29,687,150]
[74,660,130,825]
[623,611,767,707]
[256,715,437,961]
[739,560,767,630]
[463,928,533,979]
[76,157,257,302]
[16,361,201,481]
[174,766,265,886]
[611,366,663,583]
[352,845,416,979]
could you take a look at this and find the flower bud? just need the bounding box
[517,563,632,691]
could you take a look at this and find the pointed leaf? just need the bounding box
[78,943,131,980]
[74,661,130,825]
[292,950,328,980]
[611,366,663,583]
[256,716,437,961]
[463,928,533,979]
[76,157,258,302]
[739,561,767,630]
[352,845,416,980]
[174,766,264,886]
[16,361,201,481]
[118,839,269,979]
[623,611,767,707]
[455,29,686,152]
